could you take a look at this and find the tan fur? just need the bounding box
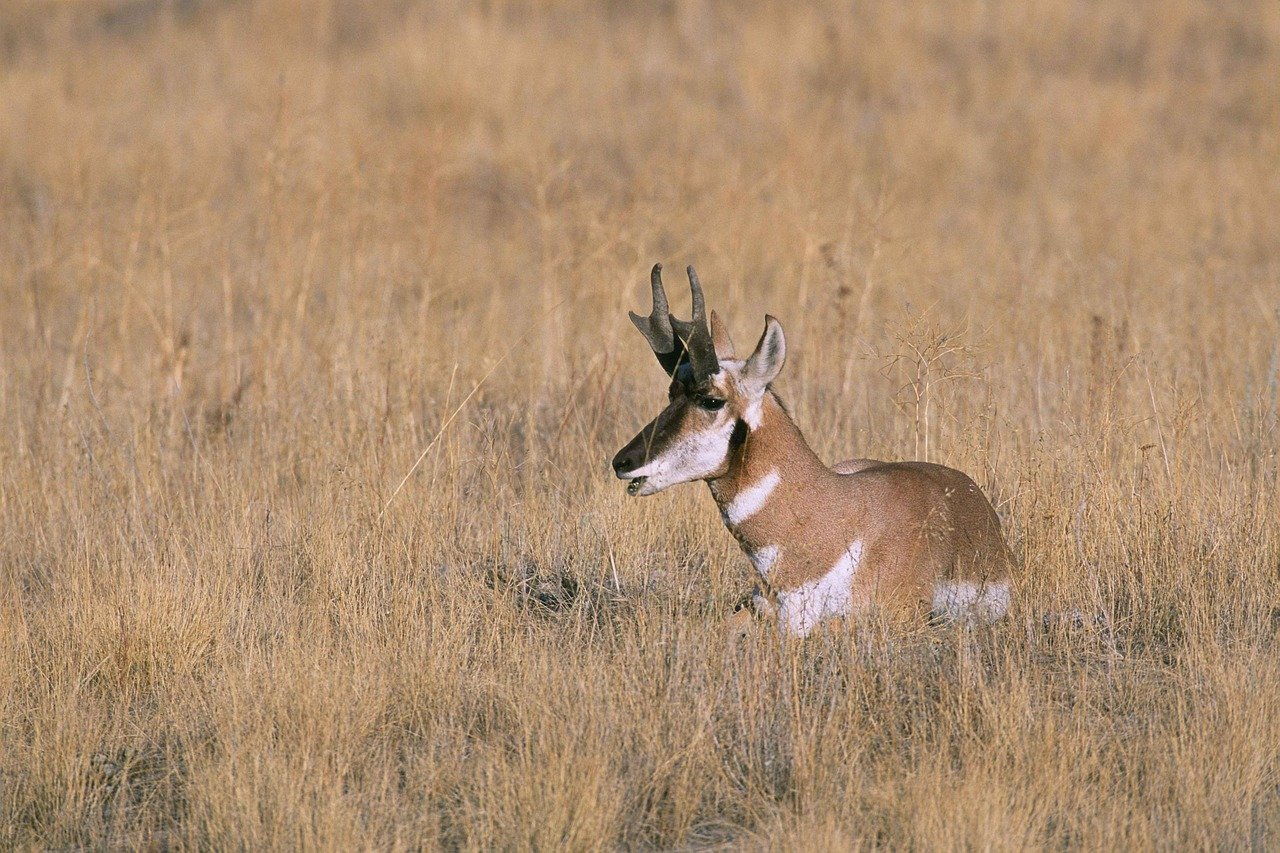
[615,280,1015,635]
[831,459,884,474]
[711,394,1014,621]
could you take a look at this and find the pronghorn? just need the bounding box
[612,264,1015,638]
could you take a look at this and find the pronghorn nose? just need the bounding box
[612,445,646,478]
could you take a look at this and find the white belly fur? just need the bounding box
[776,541,863,637]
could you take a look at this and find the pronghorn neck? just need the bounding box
[708,391,825,530]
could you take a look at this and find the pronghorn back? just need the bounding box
[612,264,1015,637]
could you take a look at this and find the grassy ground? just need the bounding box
[2,1,1279,848]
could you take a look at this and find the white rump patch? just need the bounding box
[777,541,863,638]
[748,544,779,580]
[725,470,780,526]
[932,580,1011,624]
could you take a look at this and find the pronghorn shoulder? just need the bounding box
[830,458,885,475]
[830,460,987,502]
[834,459,979,486]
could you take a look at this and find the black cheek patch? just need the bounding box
[729,419,749,451]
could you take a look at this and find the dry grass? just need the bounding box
[2,0,1280,848]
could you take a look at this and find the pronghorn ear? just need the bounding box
[743,315,786,391]
[710,310,736,360]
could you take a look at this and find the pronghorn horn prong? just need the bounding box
[629,263,683,375]
[687,265,706,322]
[670,265,720,382]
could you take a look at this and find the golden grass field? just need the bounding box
[2,0,1279,848]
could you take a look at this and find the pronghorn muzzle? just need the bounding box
[612,419,664,495]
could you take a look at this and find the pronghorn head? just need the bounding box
[612,264,786,496]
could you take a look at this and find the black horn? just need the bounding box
[629,264,683,375]
[628,263,720,381]
[670,265,720,382]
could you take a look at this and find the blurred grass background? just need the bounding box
[2,0,1279,848]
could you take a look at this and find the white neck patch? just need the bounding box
[724,469,780,526]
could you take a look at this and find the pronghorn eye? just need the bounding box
[696,396,726,411]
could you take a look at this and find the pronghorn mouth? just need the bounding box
[626,476,647,495]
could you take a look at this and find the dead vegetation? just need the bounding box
[2,0,1279,848]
